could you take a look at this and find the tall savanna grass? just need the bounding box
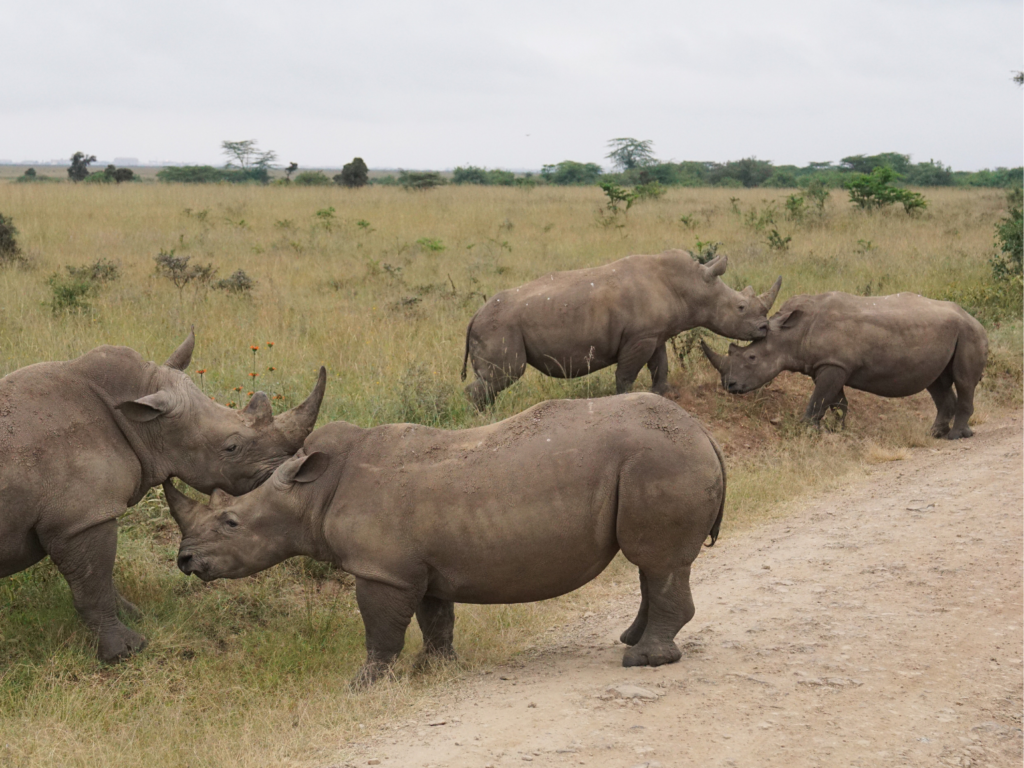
[0,183,1020,766]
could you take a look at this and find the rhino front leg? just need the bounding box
[615,337,660,394]
[646,344,671,396]
[415,595,457,666]
[47,519,147,662]
[352,577,421,687]
[622,564,693,667]
[804,366,849,428]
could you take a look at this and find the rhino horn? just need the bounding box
[164,327,195,371]
[163,480,202,534]
[274,367,327,446]
[757,276,783,312]
[700,341,728,373]
[242,391,274,428]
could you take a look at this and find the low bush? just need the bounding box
[293,171,332,186]
[0,212,27,267]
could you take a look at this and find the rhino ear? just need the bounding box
[771,309,804,330]
[727,343,744,354]
[274,451,330,487]
[164,327,195,371]
[700,254,728,282]
[209,489,236,509]
[117,390,176,422]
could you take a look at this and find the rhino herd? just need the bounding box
[0,249,988,685]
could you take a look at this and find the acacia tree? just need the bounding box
[605,138,656,171]
[221,140,277,171]
[67,152,96,182]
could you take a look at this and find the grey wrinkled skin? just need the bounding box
[701,292,989,439]
[460,249,782,408]
[0,331,326,662]
[167,393,726,686]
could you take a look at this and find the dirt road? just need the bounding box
[341,416,1023,768]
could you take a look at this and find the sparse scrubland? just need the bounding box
[0,184,1020,767]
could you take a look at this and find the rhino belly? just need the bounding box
[426,531,620,605]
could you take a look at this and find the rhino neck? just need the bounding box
[81,360,172,502]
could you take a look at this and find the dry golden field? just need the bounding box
[0,183,1020,767]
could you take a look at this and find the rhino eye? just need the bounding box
[225,518,239,528]
[748,354,756,361]
[738,304,746,311]
[224,444,239,454]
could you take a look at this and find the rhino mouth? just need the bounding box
[724,380,756,395]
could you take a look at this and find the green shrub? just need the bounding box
[335,157,369,188]
[992,187,1023,284]
[156,165,268,184]
[540,161,603,186]
[845,166,927,214]
[0,212,26,267]
[214,269,257,294]
[46,273,95,314]
[66,258,120,283]
[293,171,332,186]
[399,171,446,190]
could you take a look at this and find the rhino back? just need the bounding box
[315,395,720,603]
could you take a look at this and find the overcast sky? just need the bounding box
[3,0,1021,171]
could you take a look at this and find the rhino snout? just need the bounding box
[177,550,211,580]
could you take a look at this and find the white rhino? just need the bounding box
[0,331,326,661]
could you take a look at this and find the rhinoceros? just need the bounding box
[165,393,726,685]
[700,292,989,438]
[0,331,326,661]
[460,249,782,408]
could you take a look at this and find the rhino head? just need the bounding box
[700,307,805,393]
[166,450,331,581]
[115,331,327,497]
[694,255,782,341]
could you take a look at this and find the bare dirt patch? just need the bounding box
[340,415,1023,768]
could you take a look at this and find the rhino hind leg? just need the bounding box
[621,564,693,668]
[946,343,982,440]
[47,519,147,663]
[926,372,957,438]
[619,569,649,646]
[415,595,457,663]
[352,577,421,687]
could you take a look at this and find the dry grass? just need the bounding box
[0,183,1020,767]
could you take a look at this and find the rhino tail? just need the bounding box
[461,314,476,382]
[701,424,727,548]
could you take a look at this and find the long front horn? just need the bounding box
[164,327,195,371]
[757,276,783,312]
[700,341,728,373]
[163,480,201,535]
[274,367,327,446]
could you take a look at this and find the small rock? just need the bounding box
[527,702,537,708]
[583,611,596,619]
[367,761,380,766]
[427,718,447,726]
[769,416,782,425]
[762,564,771,570]
[607,684,658,700]
[906,500,935,512]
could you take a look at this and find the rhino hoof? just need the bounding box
[946,427,974,440]
[619,625,645,646]
[931,425,951,439]
[98,626,147,663]
[622,643,682,668]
